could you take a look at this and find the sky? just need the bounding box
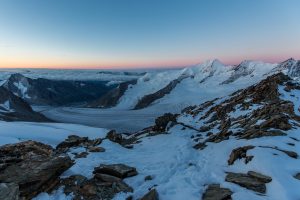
[0,0,300,69]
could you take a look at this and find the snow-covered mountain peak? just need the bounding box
[270,58,300,80]
[199,59,226,73]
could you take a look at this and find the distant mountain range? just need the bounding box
[0,58,299,123]
[93,58,300,111]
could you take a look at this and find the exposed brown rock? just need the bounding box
[228,145,255,165]
[184,73,300,150]
[56,135,89,150]
[225,171,272,193]
[61,173,133,200]
[202,184,232,200]
[106,130,124,144]
[0,141,74,199]
[153,113,178,132]
[56,135,103,153]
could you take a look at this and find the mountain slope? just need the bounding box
[23,72,299,200]
[108,59,300,112]
[3,73,115,106]
[0,86,50,122]
[87,79,137,108]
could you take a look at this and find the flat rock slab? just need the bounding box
[93,164,138,179]
[225,171,272,193]
[202,184,232,200]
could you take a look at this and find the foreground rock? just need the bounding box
[225,171,272,193]
[93,164,138,179]
[56,135,103,153]
[140,188,159,200]
[61,163,138,199]
[0,183,19,200]
[153,113,178,132]
[0,141,74,199]
[202,184,232,200]
[228,145,255,165]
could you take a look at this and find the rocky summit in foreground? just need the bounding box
[0,72,300,200]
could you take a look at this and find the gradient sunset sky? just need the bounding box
[0,0,299,69]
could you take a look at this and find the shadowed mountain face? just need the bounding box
[3,73,116,106]
[86,79,138,108]
[0,86,50,122]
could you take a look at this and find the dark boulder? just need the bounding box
[93,164,138,179]
[202,184,232,200]
[225,171,272,193]
[0,141,74,199]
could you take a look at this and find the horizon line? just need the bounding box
[0,57,297,70]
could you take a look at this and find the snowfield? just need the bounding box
[29,123,300,200]
[0,121,108,146]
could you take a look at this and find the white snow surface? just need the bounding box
[116,59,279,111]
[0,121,108,146]
[32,122,300,200]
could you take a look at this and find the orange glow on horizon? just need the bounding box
[0,54,299,69]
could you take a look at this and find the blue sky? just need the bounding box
[0,0,299,68]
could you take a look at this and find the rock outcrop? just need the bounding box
[61,163,138,200]
[56,135,103,153]
[185,73,300,149]
[0,141,74,199]
[225,171,272,193]
[93,164,138,179]
[228,146,255,165]
[202,184,232,200]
